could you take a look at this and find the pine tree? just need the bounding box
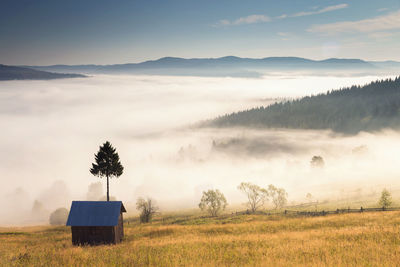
[90,141,124,201]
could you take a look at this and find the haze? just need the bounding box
[1,74,399,225]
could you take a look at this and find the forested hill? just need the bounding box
[206,77,400,134]
[0,64,85,80]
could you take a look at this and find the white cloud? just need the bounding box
[219,19,230,26]
[277,32,293,41]
[235,14,271,25]
[218,14,271,26]
[308,10,400,34]
[278,4,348,19]
[368,31,397,39]
[216,4,347,27]
[377,8,388,12]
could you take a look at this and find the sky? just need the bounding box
[1,0,400,65]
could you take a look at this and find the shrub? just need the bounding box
[49,208,69,225]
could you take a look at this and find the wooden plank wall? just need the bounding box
[71,226,115,245]
[70,213,124,245]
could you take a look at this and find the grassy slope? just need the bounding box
[1,212,400,266]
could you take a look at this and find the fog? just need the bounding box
[1,74,399,225]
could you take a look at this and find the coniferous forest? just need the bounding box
[207,77,400,134]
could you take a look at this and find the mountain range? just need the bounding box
[24,56,400,78]
[0,64,85,81]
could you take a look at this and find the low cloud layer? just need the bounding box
[0,74,398,225]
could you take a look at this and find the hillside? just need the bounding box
[25,56,391,78]
[0,64,85,80]
[207,77,400,134]
[1,211,400,266]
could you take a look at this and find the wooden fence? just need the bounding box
[282,207,400,217]
[126,206,400,225]
[234,206,400,217]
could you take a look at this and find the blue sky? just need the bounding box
[1,0,400,65]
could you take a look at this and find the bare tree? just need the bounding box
[237,182,268,213]
[267,185,288,210]
[199,189,228,216]
[136,197,158,223]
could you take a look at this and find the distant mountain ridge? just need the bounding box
[205,77,400,134]
[0,64,85,81]
[24,56,399,78]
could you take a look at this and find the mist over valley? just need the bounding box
[1,73,399,225]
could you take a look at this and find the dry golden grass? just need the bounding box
[1,212,400,266]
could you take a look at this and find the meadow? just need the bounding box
[1,211,400,266]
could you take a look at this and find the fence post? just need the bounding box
[360,207,363,212]
[284,210,287,215]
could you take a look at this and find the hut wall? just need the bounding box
[118,212,124,240]
[71,226,116,245]
[112,212,124,243]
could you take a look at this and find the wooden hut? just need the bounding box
[66,201,126,245]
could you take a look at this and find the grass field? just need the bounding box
[1,211,400,266]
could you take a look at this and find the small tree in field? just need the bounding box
[136,197,158,223]
[379,188,392,209]
[310,156,324,168]
[90,141,124,201]
[306,193,313,202]
[238,182,268,213]
[198,189,228,217]
[267,185,288,210]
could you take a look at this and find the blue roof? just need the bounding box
[66,201,126,226]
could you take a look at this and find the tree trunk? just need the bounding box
[107,175,109,202]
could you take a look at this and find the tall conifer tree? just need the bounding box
[90,141,124,201]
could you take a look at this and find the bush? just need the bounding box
[311,156,324,168]
[49,208,69,225]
